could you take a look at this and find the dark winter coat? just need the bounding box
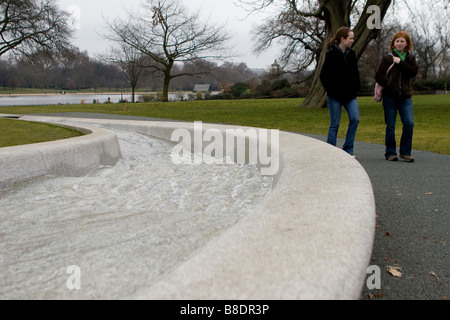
[320,45,361,103]
[375,51,418,100]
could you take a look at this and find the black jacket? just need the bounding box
[320,45,361,103]
[375,51,418,100]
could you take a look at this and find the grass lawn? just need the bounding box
[0,94,449,155]
[0,118,83,147]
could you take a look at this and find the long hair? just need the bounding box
[329,27,352,48]
[389,31,413,52]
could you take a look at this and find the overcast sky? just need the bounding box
[58,0,280,69]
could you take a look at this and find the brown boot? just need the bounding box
[400,154,415,162]
[387,155,398,161]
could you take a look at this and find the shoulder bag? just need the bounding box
[374,54,395,102]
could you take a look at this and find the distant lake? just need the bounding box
[0,91,218,107]
[0,93,140,107]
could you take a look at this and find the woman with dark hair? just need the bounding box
[375,31,418,162]
[320,27,361,157]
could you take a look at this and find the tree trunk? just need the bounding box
[161,73,170,102]
[300,0,351,108]
[301,40,328,109]
[352,0,392,59]
[161,61,174,103]
[301,0,392,108]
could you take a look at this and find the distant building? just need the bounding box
[193,84,211,93]
[270,59,280,75]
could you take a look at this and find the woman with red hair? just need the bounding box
[375,31,418,162]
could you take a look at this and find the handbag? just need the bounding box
[374,54,395,102]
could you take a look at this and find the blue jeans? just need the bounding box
[327,97,360,155]
[383,96,414,158]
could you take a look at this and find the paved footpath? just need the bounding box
[305,133,450,300]
[31,113,450,300]
[359,141,449,300]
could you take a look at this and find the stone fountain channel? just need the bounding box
[0,119,273,299]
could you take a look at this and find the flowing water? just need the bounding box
[0,120,272,299]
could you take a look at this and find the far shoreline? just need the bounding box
[0,91,207,97]
[1,92,144,96]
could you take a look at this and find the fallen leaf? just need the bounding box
[368,292,384,299]
[429,271,439,282]
[387,266,402,277]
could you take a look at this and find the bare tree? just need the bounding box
[104,0,232,102]
[103,44,146,103]
[405,1,450,80]
[239,0,392,108]
[0,0,73,57]
[252,3,324,78]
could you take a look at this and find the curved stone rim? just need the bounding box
[0,115,375,299]
[0,115,122,190]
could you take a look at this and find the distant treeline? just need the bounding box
[0,49,277,93]
[1,48,447,100]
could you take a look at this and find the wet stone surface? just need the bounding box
[0,123,272,299]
